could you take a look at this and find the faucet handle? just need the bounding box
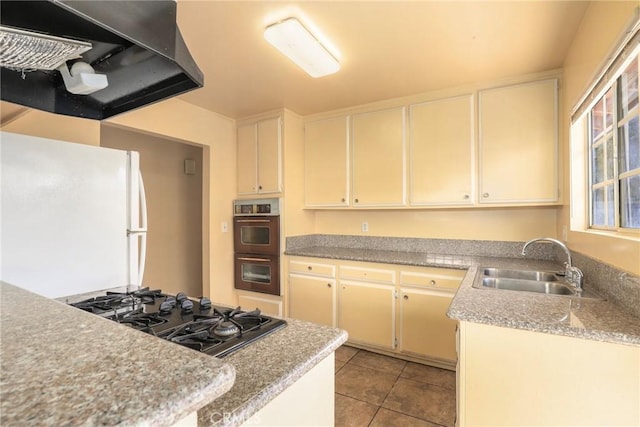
[566,266,584,290]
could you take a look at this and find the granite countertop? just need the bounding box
[198,319,347,427]
[0,282,235,427]
[1,282,347,427]
[286,245,640,347]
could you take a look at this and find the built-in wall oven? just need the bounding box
[233,198,280,296]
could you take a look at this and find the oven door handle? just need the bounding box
[235,219,272,223]
[237,256,272,262]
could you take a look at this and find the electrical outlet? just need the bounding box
[362,222,369,232]
[221,222,228,233]
[561,225,568,241]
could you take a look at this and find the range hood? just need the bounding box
[0,0,203,120]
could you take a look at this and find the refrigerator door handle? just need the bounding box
[136,171,148,286]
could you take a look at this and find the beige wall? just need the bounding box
[560,1,640,276]
[0,108,100,146]
[107,98,238,305]
[101,125,203,297]
[315,207,557,241]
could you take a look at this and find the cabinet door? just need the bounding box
[338,281,395,349]
[289,274,335,327]
[410,95,474,205]
[479,79,558,203]
[257,117,282,193]
[237,124,257,195]
[351,107,406,206]
[400,288,457,361]
[304,116,349,207]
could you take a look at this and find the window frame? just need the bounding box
[572,41,640,238]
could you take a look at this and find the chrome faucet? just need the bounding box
[521,237,584,291]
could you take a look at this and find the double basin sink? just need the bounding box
[473,267,603,300]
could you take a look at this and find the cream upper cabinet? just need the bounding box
[237,116,282,195]
[457,321,640,426]
[304,116,349,207]
[479,79,558,203]
[351,107,406,207]
[237,123,258,195]
[288,259,337,327]
[338,264,396,349]
[409,95,474,205]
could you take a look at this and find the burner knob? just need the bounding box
[181,299,194,313]
[176,292,187,303]
[199,296,212,309]
[165,296,177,306]
[159,301,174,314]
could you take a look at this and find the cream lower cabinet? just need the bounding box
[457,321,640,426]
[338,263,397,349]
[400,288,457,361]
[399,267,464,364]
[288,259,337,327]
[288,257,464,365]
[338,280,396,350]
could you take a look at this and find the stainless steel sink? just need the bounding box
[483,268,559,282]
[481,277,575,295]
[473,267,604,300]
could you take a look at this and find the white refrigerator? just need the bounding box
[0,131,147,298]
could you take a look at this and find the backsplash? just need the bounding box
[286,234,555,260]
[572,251,640,319]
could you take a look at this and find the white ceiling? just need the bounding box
[175,0,590,119]
[1,1,591,123]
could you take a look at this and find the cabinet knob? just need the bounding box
[463,194,470,200]
[430,280,436,286]
[483,193,489,198]
[341,198,346,203]
[327,283,332,288]
[307,266,312,271]
[354,198,359,203]
[403,295,409,300]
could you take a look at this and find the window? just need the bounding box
[588,56,640,230]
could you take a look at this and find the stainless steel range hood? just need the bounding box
[0,1,204,120]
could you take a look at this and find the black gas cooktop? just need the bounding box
[68,287,286,358]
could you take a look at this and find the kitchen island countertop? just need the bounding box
[0,282,236,427]
[0,281,347,427]
[286,245,640,347]
[199,318,347,427]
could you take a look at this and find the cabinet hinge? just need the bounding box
[394,337,398,348]
[394,290,398,299]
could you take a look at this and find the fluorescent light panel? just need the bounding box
[264,18,340,78]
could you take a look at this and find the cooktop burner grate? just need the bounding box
[68,288,286,357]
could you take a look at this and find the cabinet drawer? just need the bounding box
[400,267,464,290]
[340,265,396,284]
[289,260,336,278]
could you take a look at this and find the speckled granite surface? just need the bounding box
[199,320,347,427]
[0,282,235,427]
[285,237,640,347]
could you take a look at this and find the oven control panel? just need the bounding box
[233,198,280,216]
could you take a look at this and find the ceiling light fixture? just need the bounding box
[264,17,340,78]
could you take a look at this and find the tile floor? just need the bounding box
[335,345,456,427]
